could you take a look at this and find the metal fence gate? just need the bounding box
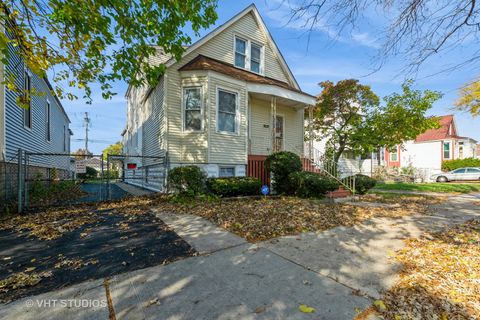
[4,149,166,213]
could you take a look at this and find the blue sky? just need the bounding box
[63,0,480,154]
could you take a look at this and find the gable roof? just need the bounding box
[165,4,300,90]
[415,115,460,142]
[179,55,314,98]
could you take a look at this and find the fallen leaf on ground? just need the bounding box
[372,219,480,319]
[299,304,316,313]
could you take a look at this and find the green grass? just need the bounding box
[372,182,480,193]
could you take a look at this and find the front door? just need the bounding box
[274,115,284,152]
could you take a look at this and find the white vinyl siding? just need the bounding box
[165,11,297,164]
[217,89,238,134]
[208,75,247,164]
[172,12,290,83]
[249,96,304,156]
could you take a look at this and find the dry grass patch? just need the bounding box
[375,219,480,319]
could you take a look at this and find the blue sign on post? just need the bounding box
[261,185,269,196]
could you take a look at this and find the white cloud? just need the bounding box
[264,0,381,49]
[351,32,380,49]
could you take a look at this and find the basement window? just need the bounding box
[219,167,235,177]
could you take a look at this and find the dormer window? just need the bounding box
[251,43,261,73]
[235,37,247,68]
[234,36,263,74]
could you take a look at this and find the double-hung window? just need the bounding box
[23,71,32,129]
[234,36,263,74]
[250,43,262,73]
[217,89,237,133]
[443,141,451,159]
[183,87,202,131]
[234,37,247,69]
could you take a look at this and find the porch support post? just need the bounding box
[271,96,277,153]
[308,105,314,160]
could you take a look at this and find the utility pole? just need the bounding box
[83,112,90,156]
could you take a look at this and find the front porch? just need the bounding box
[246,86,315,185]
[247,87,313,158]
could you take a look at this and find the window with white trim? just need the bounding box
[23,71,32,128]
[217,89,237,133]
[250,43,262,73]
[183,87,202,131]
[219,167,235,177]
[234,37,247,68]
[234,36,263,74]
[389,146,398,162]
[443,141,451,159]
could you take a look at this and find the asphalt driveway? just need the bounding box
[0,209,195,303]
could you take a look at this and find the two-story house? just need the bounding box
[0,31,72,203]
[123,4,316,191]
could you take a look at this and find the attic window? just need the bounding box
[234,36,263,74]
[235,37,247,68]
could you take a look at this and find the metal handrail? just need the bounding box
[294,143,357,195]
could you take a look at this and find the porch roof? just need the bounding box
[179,54,316,105]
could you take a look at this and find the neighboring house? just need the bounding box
[384,115,477,172]
[122,4,316,191]
[477,145,480,159]
[307,114,478,180]
[0,32,72,203]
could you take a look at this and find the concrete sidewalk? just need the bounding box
[116,182,155,197]
[1,194,478,319]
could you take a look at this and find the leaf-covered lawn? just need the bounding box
[369,219,480,319]
[373,182,480,193]
[151,196,438,242]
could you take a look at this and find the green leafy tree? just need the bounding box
[0,0,218,103]
[310,79,380,164]
[102,142,123,160]
[363,81,443,151]
[310,79,442,164]
[455,81,480,117]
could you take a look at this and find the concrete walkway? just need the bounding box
[154,211,247,254]
[116,182,155,197]
[1,194,478,319]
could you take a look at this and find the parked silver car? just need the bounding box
[431,167,480,182]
